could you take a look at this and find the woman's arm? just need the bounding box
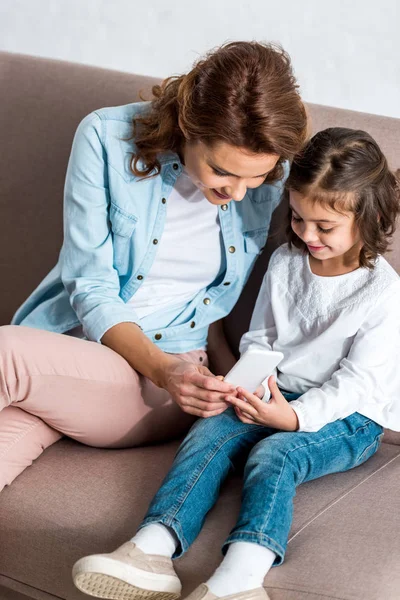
[61,113,142,343]
[61,114,235,417]
[102,322,235,418]
[207,319,237,376]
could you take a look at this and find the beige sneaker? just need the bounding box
[72,542,182,600]
[183,584,270,600]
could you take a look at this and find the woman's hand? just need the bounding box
[225,376,299,431]
[160,358,237,418]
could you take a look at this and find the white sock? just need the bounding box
[206,542,276,596]
[131,523,178,557]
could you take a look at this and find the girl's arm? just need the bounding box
[289,284,400,432]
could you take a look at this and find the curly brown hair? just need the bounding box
[131,41,308,181]
[286,127,400,268]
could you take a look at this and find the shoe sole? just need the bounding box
[73,556,181,600]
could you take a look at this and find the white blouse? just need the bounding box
[240,244,400,432]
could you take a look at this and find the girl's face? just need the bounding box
[182,140,280,205]
[289,190,362,265]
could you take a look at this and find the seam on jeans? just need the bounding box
[139,515,189,557]
[0,418,44,459]
[288,451,400,545]
[355,432,383,463]
[224,531,285,558]
[165,423,261,521]
[260,419,382,534]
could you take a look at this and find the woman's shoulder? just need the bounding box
[94,101,152,124]
[74,102,151,141]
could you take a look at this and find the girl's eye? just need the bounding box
[318,226,334,234]
[291,215,302,223]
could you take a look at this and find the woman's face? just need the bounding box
[182,140,280,205]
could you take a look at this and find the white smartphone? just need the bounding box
[224,349,284,395]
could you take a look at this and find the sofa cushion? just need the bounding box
[0,437,399,599]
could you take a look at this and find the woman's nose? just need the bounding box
[227,181,247,202]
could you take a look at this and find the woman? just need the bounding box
[0,41,307,490]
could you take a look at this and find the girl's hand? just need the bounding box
[161,359,236,418]
[225,376,299,431]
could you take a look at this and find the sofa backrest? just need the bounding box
[1,51,399,443]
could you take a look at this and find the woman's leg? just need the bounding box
[0,406,62,491]
[0,324,206,488]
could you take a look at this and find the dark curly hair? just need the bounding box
[286,127,400,268]
[131,41,308,182]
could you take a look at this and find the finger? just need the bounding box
[235,407,259,425]
[254,384,265,399]
[182,403,228,418]
[225,395,259,417]
[180,396,228,413]
[236,387,265,408]
[181,384,230,404]
[267,375,279,395]
[188,371,236,393]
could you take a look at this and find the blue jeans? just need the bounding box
[140,396,383,565]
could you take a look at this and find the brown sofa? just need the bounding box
[0,51,399,600]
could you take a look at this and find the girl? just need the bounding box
[0,42,307,491]
[73,127,400,600]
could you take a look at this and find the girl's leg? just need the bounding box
[140,408,271,554]
[224,413,384,566]
[194,414,384,598]
[0,324,206,489]
[72,408,273,599]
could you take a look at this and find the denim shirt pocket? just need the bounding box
[109,202,138,273]
[243,227,268,254]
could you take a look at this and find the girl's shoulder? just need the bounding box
[268,242,303,273]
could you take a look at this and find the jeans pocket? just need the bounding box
[356,431,384,466]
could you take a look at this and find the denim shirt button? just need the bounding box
[161,198,166,204]
[153,239,159,245]
[221,204,228,211]
[223,281,231,286]
[137,275,143,280]
[190,321,196,328]
[228,246,236,253]
[155,333,162,340]
[203,298,211,305]
[173,163,179,170]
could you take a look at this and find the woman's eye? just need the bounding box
[291,215,302,223]
[318,226,334,234]
[212,168,227,177]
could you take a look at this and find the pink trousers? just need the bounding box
[0,325,208,492]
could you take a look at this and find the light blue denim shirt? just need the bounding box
[12,102,286,353]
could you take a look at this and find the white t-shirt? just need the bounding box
[129,169,223,319]
[240,243,400,432]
